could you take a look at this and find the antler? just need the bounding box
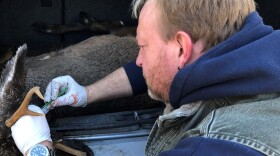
[5,87,45,127]
[54,142,87,156]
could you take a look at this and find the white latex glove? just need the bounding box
[11,105,52,155]
[44,75,88,107]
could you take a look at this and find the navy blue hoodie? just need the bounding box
[170,12,280,109]
[124,12,280,155]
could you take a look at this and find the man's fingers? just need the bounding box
[50,77,69,100]
[44,83,51,102]
[51,92,74,107]
[51,81,61,100]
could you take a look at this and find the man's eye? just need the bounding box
[139,45,146,49]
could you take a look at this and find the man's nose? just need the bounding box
[136,53,143,67]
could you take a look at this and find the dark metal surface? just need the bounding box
[50,108,162,133]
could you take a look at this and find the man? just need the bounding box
[12,0,280,155]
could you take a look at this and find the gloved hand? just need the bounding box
[11,105,52,155]
[44,75,88,107]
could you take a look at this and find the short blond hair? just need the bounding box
[132,0,256,51]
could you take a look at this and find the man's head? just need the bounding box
[133,0,256,103]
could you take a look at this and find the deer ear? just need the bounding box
[0,44,27,102]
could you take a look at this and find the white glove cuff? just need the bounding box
[79,86,88,107]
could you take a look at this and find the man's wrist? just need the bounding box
[85,86,90,105]
[40,140,54,150]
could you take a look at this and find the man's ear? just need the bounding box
[175,31,192,69]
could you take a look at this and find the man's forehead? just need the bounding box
[136,26,144,43]
[140,0,156,18]
[136,0,161,42]
[138,2,158,29]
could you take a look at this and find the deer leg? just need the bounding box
[5,86,45,127]
[54,142,87,156]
